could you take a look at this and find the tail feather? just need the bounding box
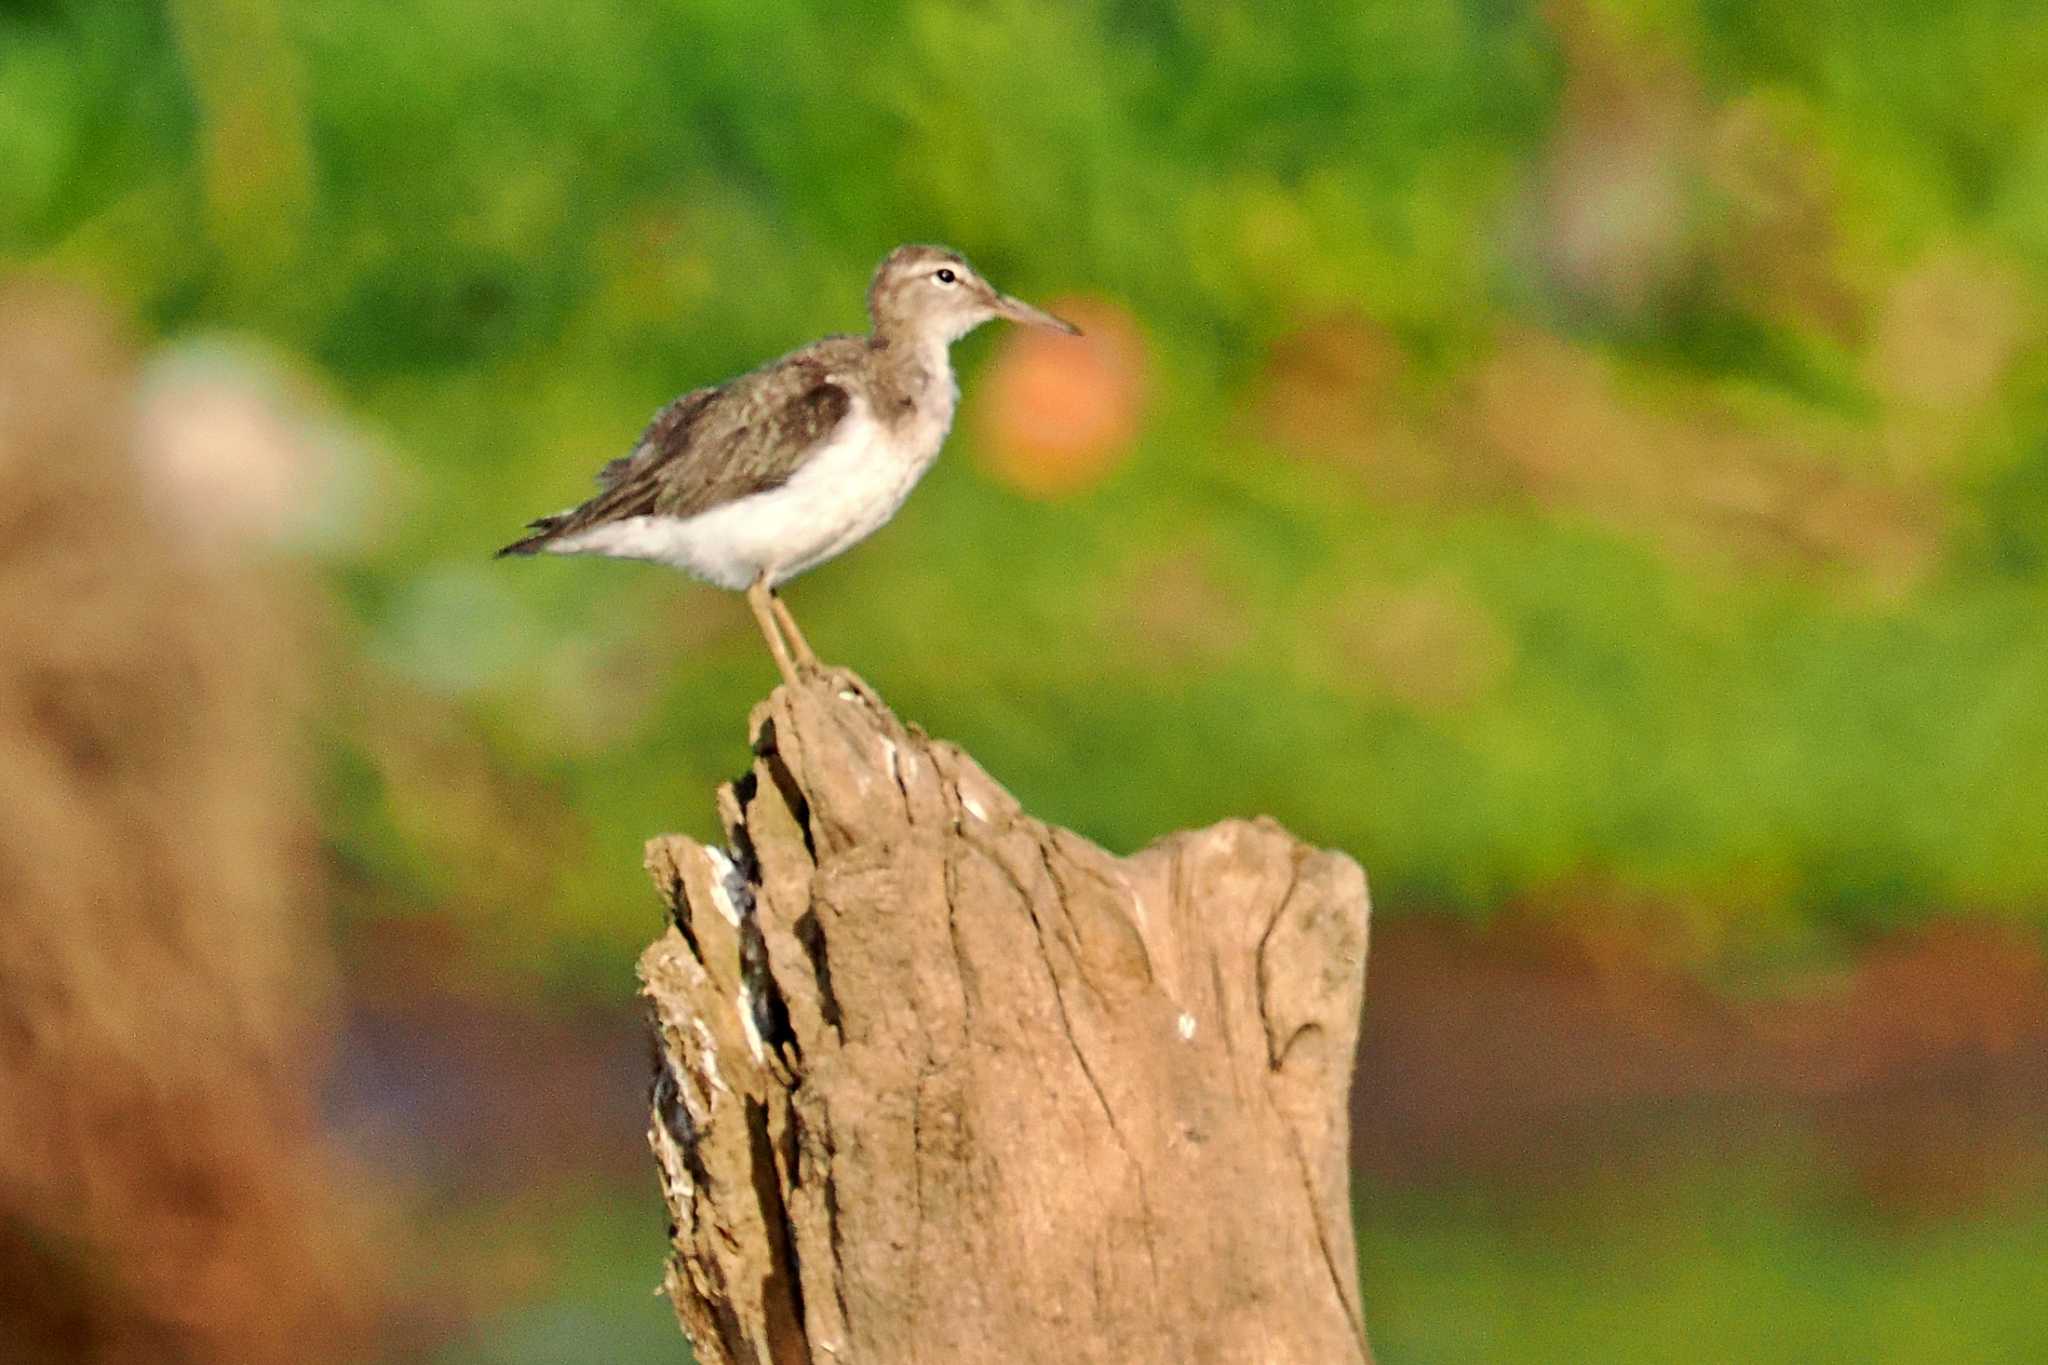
[494,515,564,558]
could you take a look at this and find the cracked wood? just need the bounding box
[639,668,1373,1364]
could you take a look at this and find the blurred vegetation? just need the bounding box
[422,1132,2048,1365]
[1356,1145,2048,1364]
[5,0,2047,987]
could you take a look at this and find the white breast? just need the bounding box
[548,385,956,591]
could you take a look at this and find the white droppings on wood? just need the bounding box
[649,1088,697,1204]
[882,737,900,786]
[703,846,745,926]
[838,689,862,702]
[737,982,767,1064]
[692,1019,729,1095]
[961,794,988,822]
[1177,1012,1198,1041]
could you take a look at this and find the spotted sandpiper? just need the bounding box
[497,245,1078,686]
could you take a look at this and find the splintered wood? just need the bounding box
[640,670,1372,1365]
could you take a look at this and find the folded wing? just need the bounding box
[496,363,854,558]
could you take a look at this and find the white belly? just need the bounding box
[547,403,948,590]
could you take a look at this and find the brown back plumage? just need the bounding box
[495,341,860,557]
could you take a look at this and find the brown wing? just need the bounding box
[650,369,852,520]
[496,354,855,557]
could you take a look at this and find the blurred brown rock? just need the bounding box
[0,279,377,1364]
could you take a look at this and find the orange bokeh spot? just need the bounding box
[973,296,1147,499]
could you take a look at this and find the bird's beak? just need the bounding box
[994,293,1082,336]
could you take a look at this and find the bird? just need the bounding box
[496,244,1079,687]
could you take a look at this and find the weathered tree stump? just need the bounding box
[640,669,1371,1364]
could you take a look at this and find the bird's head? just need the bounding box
[867,244,1080,346]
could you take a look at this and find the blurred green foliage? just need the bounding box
[427,1134,2048,1365]
[5,0,2047,983]
[1356,1145,2048,1363]
[431,1192,689,1365]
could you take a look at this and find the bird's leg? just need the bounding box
[745,574,802,690]
[768,590,821,671]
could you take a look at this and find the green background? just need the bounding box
[6,0,2044,1359]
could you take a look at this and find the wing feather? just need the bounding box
[495,354,856,558]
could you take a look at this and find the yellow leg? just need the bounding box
[768,590,820,670]
[745,575,802,690]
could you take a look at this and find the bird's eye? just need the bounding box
[934,268,957,285]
